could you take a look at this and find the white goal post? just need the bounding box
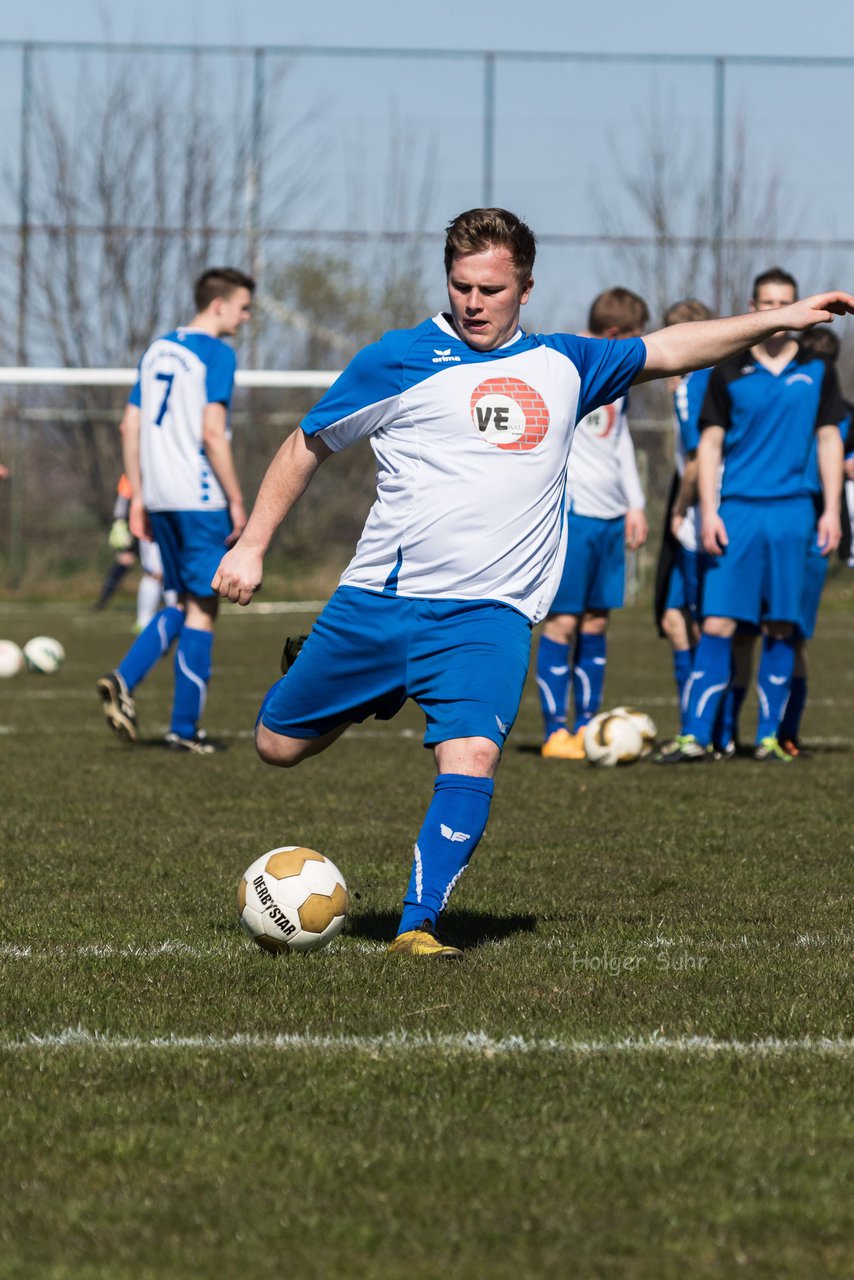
[0,368,340,389]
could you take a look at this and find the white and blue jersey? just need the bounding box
[129,328,237,513]
[300,313,647,624]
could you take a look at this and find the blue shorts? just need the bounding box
[701,496,814,625]
[149,510,233,599]
[798,531,829,639]
[664,546,702,617]
[259,586,532,749]
[549,512,625,615]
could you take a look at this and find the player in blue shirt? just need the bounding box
[97,267,254,752]
[657,268,845,763]
[652,299,715,751]
[213,211,854,955]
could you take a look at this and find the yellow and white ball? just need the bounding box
[238,846,348,954]
[583,711,644,767]
[611,706,657,756]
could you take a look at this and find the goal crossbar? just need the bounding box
[0,368,340,389]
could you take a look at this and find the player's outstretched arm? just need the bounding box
[212,429,332,606]
[637,292,854,382]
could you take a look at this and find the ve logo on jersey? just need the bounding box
[469,377,550,451]
[579,402,617,438]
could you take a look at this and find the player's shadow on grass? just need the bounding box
[347,908,537,949]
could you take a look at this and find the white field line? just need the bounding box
[3,1027,854,1057]
[3,931,852,964]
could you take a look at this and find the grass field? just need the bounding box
[2,582,853,1279]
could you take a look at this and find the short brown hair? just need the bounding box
[587,288,650,336]
[752,267,798,301]
[444,208,536,287]
[799,326,840,361]
[194,267,256,313]
[663,298,716,327]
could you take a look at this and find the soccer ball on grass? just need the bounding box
[23,635,65,674]
[238,846,348,953]
[611,705,657,756]
[583,710,644,767]
[0,640,24,678]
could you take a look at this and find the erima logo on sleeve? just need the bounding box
[433,348,461,363]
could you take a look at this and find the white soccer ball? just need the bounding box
[238,846,349,954]
[0,640,24,678]
[23,635,65,674]
[583,711,644,767]
[611,705,658,756]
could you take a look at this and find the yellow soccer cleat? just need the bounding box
[387,921,463,960]
[541,727,586,760]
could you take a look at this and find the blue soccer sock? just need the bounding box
[683,634,732,748]
[571,633,607,731]
[397,774,494,935]
[714,683,747,749]
[778,675,807,742]
[170,627,214,738]
[672,648,694,733]
[756,635,796,744]
[117,605,184,691]
[536,635,571,739]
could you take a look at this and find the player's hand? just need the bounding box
[128,497,151,542]
[702,513,728,556]
[212,543,263,606]
[670,509,686,541]
[784,291,854,330]
[0,463,9,480]
[625,508,648,551]
[816,509,842,556]
[226,497,247,547]
[844,457,854,481]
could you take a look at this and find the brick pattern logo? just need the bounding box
[469,376,550,452]
[579,402,617,438]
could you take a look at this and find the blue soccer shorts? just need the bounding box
[798,528,829,639]
[549,511,626,615]
[149,509,233,599]
[664,546,703,618]
[700,496,814,625]
[258,586,532,750]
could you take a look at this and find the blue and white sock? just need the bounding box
[778,674,807,742]
[714,684,747,749]
[572,633,606,731]
[672,648,694,733]
[117,605,184,691]
[683,634,732,748]
[170,627,214,738]
[756,635,796,744]
[397,774,494,935]
[536,635,571,739]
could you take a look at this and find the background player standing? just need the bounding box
[213,209,853,956]
[659,268,844,763]
[97,267,254,753]
[536,288,649,759]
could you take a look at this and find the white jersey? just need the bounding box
[566,394,645,519]
[300,314,647,624]
[130,327,237,512]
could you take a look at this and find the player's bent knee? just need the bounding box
[255,723,307,768]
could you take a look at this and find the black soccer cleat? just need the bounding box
[280,633,308,675]
[651,734,709,764]
[96,671,138,742]
[165,729,220,755]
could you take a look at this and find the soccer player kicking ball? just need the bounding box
[656,268,845,764]
[97,268,254,753]
[214,210,853,956]
[536,288,649,760]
